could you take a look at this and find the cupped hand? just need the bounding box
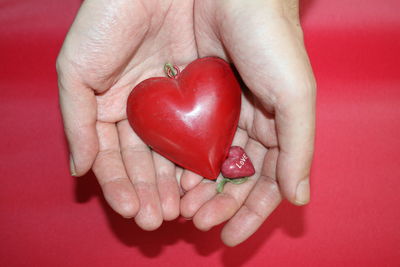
[57,0,315,243]
[57,0,199,230]
[180,0,316,246]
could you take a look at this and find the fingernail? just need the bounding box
[69,155,77,176]
[295,179,310,205]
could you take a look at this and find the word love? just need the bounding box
[235,153,249,169]
[221,146,255,179]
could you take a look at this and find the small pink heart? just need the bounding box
[221,146,255,179]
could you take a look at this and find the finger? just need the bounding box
[174,166,185,196]
[118,120,163,230]
[179,128,249,219]
[221,148,281,247]
[180,179,217,219]
[180,170,203,192]
[58,72,98,176]
[152,152,180,221]
[92,121,139,218]
[192,138,266,231]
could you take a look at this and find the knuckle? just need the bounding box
[242,202,264,221]
[285,82,314,101]
[275,78,316,111]
[258,175,280,196]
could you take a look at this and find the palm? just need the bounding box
[89,1,197,123]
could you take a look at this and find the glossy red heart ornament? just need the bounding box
[126,57,241,179]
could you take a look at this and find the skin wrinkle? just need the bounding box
[75,3,150,90]
[216,192,242,213]
[216,6,280,108]
[63,114,96,136]
[120,145,150,154]
[94,2,196,122]
[96,148,121,157]
[241,202,265,222]
[252,176,281,208]
[254,112,277,147]
[132,180,157,188]
[195,0,222,57]
[155,166,174,178]
[237,173,282,224]
[238,93,255,132]
[283,0,300,23]
[99,176,130,187]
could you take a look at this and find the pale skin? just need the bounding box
[57,0,316,246]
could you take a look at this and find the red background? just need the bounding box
[1,0,400,266]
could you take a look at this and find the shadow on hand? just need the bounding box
[75,172,306,263]
[74,171,225,257]
[220,201,307,267]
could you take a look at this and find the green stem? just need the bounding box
[217,177,249,193]
[217,179,229,193]
[228,177,249,184]
[164,63,177,77]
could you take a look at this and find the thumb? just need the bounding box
[275,87,315,205]
[57,62,98,176]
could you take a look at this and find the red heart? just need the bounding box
[221,146,255,179]
[126,57,241,179]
